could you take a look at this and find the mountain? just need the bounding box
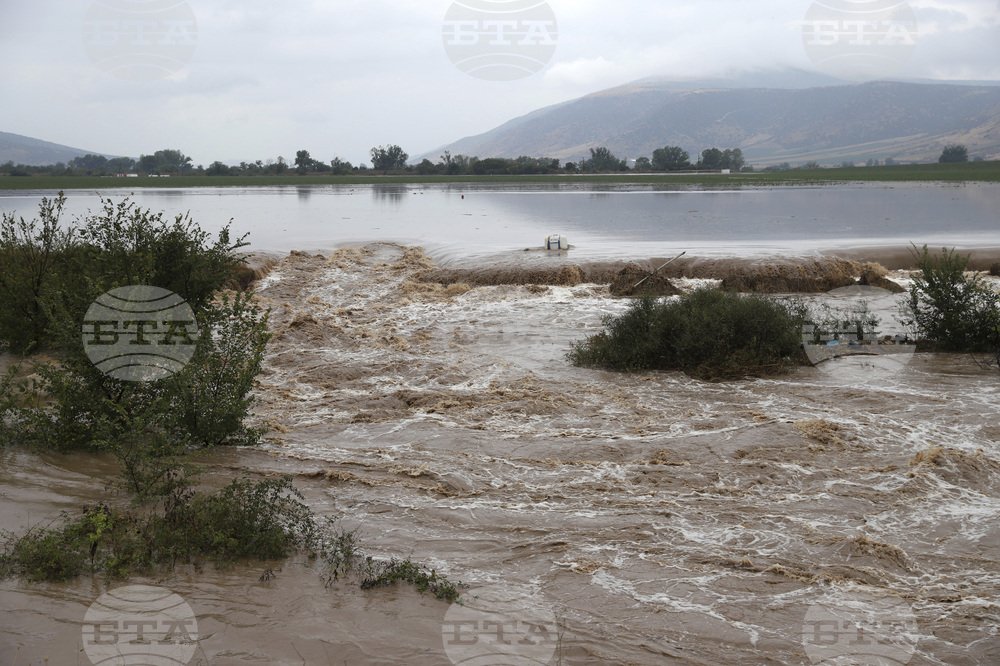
[0,131,110,166]
[431,78,1000,166]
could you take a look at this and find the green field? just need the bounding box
[2,161,999,190]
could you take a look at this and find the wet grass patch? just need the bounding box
[0,477,316,582]
[320,528,461,603]
[0,479,464,602]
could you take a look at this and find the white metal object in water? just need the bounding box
[545,234,569,251]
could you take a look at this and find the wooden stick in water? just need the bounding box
[632,251,687,290]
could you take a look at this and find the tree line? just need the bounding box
[0,143,749,177]
[1,143,984,178]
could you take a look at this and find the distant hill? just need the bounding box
[431,78,1000,166]
[0,131,110,166]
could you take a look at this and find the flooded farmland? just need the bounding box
[1,184,999,664]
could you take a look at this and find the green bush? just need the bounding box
[0,519,89,582]
[0,195,268,498]
[0,195,77,353]
[181,477,318,561]
[904,246,1000,356]
[7,289,268,454]
[0,193,248,355]
[570,290,806,379]
[0,478,316,581]
[0,478,463,603]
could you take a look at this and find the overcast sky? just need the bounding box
[1,0,997,166]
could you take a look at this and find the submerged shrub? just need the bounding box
[180,476,318,560]
[10,290,270,496]
[569,290,806,379]
[0,478,462,603]
[1,195,269,495]
[0,478,315,581]
[904,246,1000,356]
[320,527,461,603]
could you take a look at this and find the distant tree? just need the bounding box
[634,156,652,172]
[651,146,690,171]
[370,145,409,173]
[107,157,136,174]
[275,156,288,175]
[330,157,354,175]
[698,148,724,170]
[69,154,109,174]
[472,157,511,175]
[138,154,158,174]
[584,147,626,172]
[840,161,855,168]
[206,161,230,175]
[884,157,897,166]
[802,160,821,170]
[157,149,191,174]
[564,162,578,173]
[721,148,744,171]
[294,150,314,174]
[509,156,560,174]
[939,144,969,163]
[439,151,461,175]
[416,158,437,175]
[137,149,192,175]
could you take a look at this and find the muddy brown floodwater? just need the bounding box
[2,243,999,665]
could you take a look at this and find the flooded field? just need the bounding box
[3,182,1000,260]
[3,243,998,664]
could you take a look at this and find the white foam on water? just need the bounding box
[242,243,1000,663]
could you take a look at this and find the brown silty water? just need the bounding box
[2,243,999,664]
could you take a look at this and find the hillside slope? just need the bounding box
[433,80,1000,166]
[0,131,108,166]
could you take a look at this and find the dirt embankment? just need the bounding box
[833,246,1000,271]
[230,252,281,290]
[416,255,908,295]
